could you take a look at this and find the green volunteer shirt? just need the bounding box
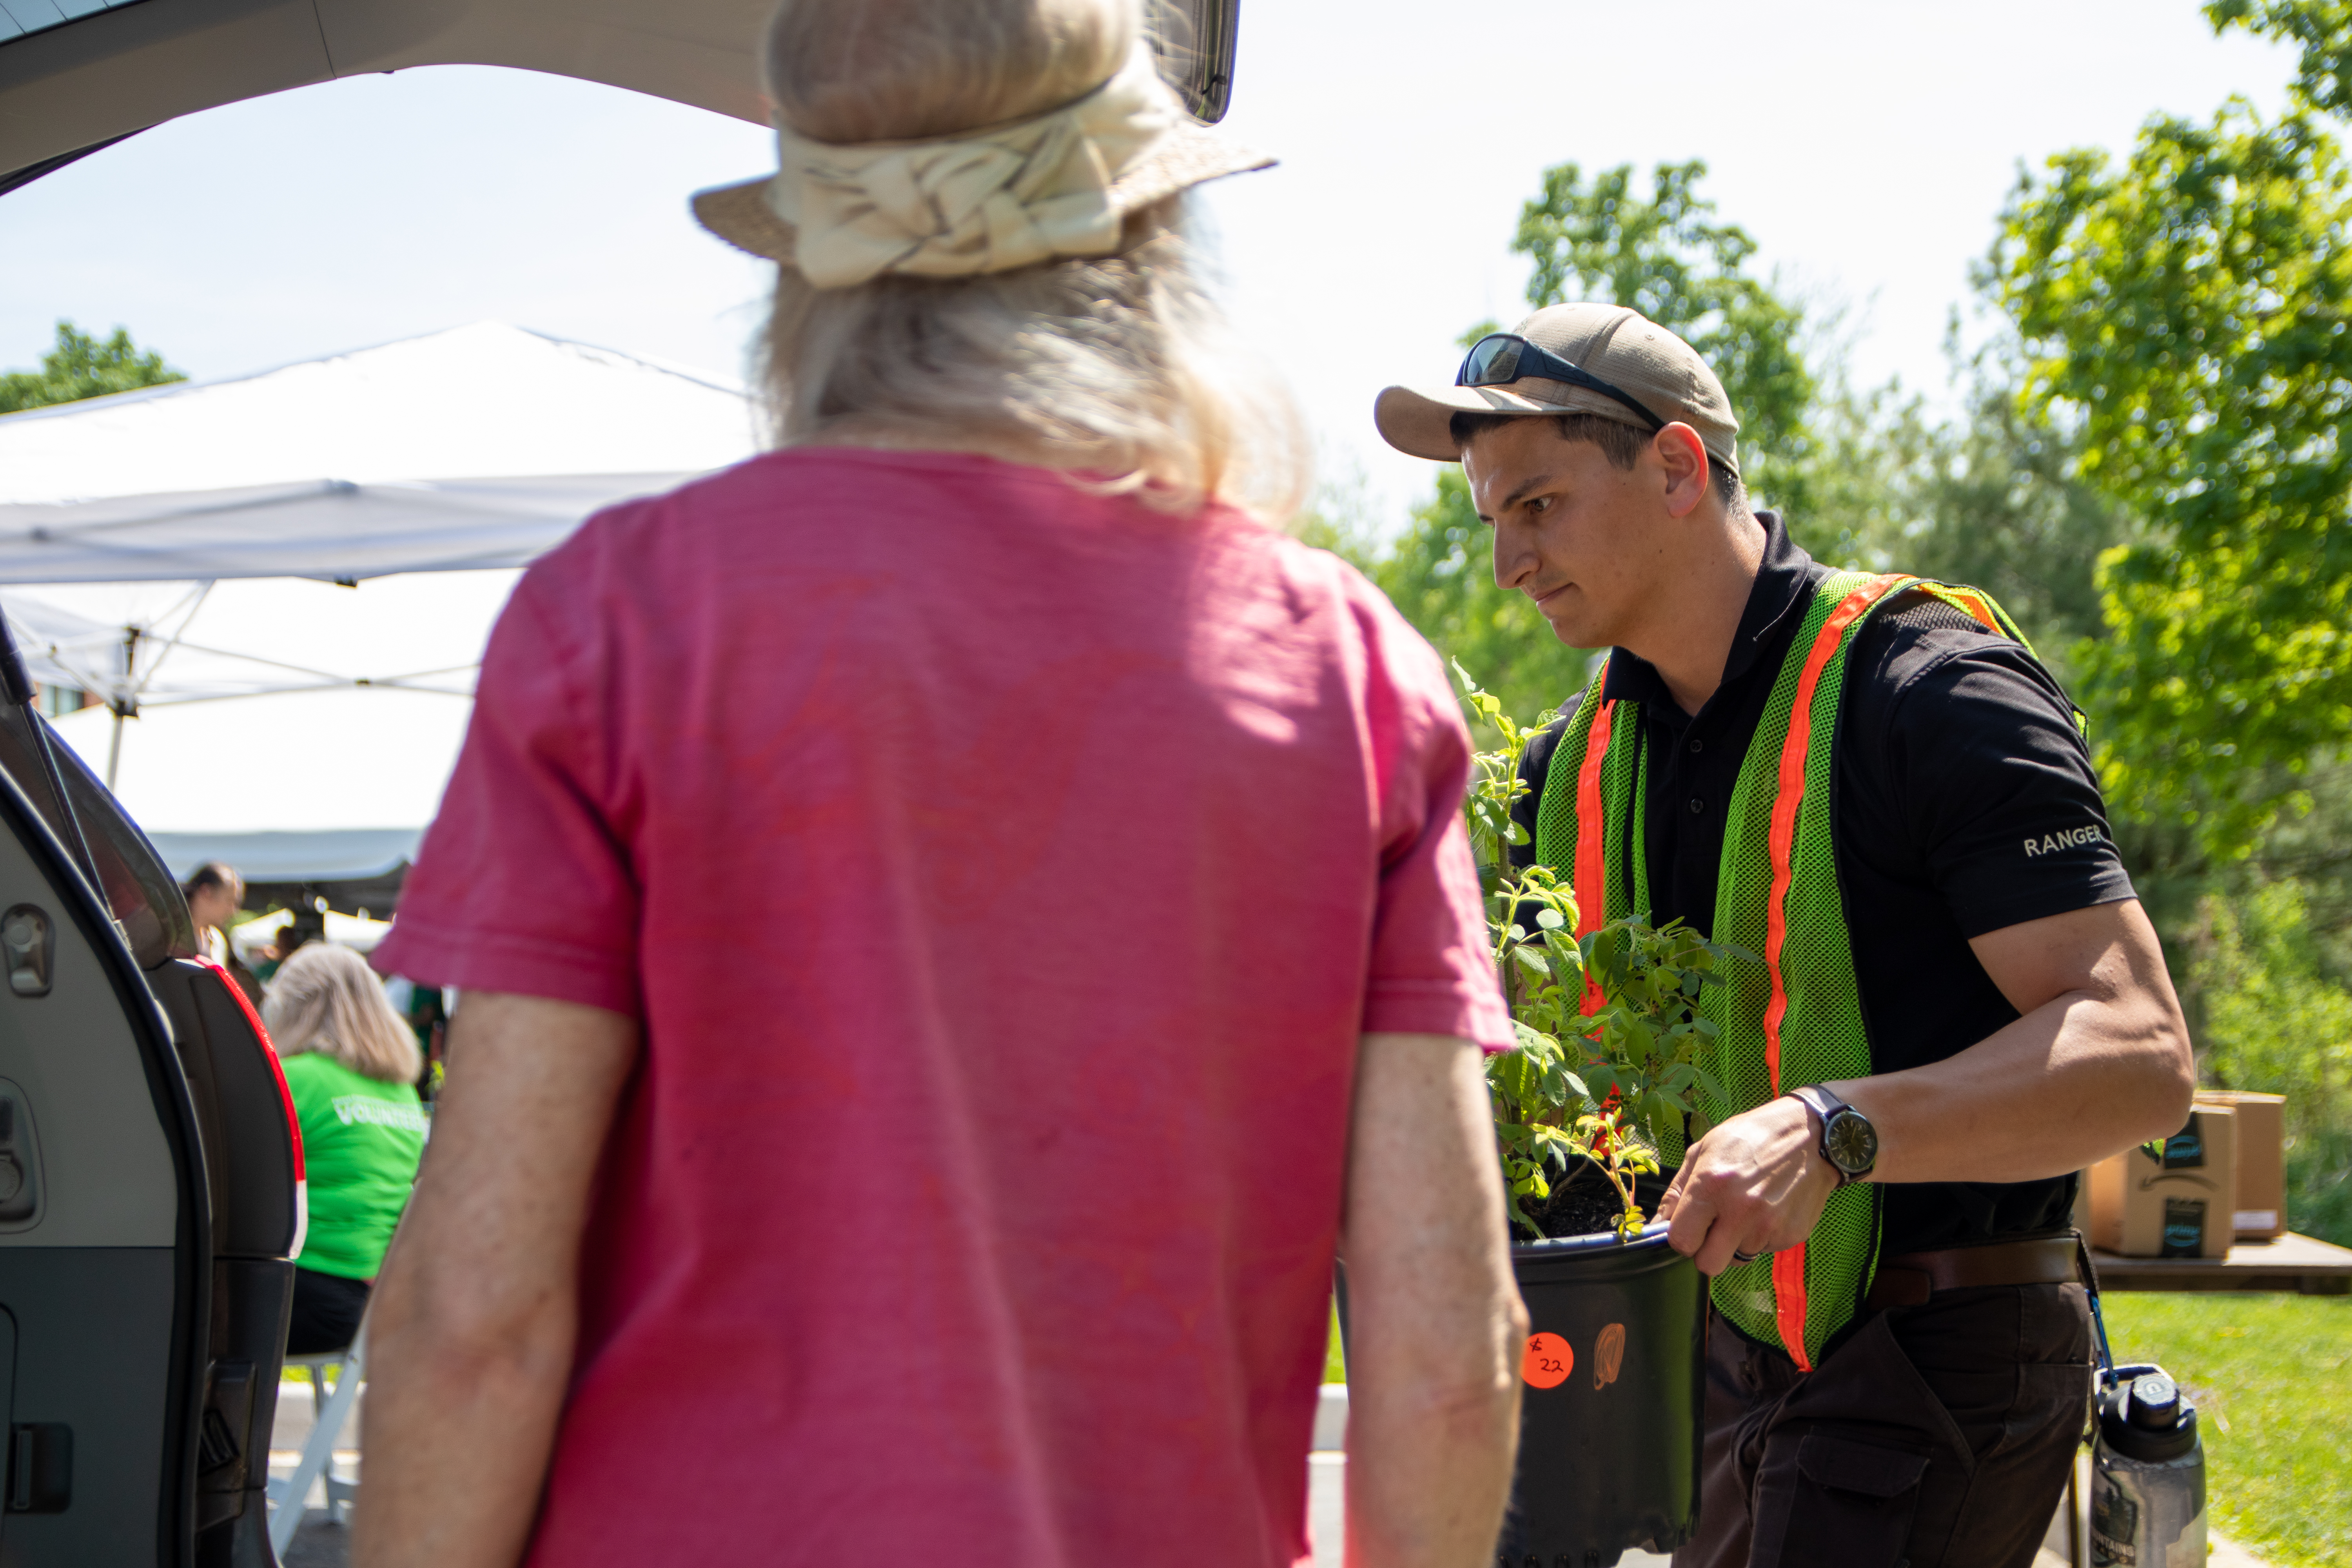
[280,1051,426,1279]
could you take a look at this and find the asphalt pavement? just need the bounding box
[267,1380,2269,1568]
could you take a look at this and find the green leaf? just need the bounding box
[0,322,187,415]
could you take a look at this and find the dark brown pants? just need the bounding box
[1670,1284,2091,1568]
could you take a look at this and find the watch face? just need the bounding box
[1824,1109,1878,1175]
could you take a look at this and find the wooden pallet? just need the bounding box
[2089,1230,2352,1294]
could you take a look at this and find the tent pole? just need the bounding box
[105,625,136,791]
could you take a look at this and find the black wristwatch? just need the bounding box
[1788,1084,1878,1187]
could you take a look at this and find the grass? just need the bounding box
[1325,1300,1345,1383]
[2097,1292,2352,1568]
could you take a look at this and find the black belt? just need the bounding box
[1865,1232,2085,1311]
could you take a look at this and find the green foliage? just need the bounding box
[2189,881,2352,1105]
[2186,879,2352,1241]
[1790,342,2139,691]
[2287,1123,2352,1247]
[2098,1292,2352,1568]
[1994,105,2352,855]
[1513,160,1816,509]
[1364,160,1817,734]
[1289,467,1381,573]
[1453,662,1550,873]
[2209,0,2352,116]
[1349,136,2352,1234]
[1457,665,1740,1239]
[0,321,185,414]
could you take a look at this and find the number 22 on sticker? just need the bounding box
[1521,1332,1573,1389]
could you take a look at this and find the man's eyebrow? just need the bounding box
[1499,473,1556,513]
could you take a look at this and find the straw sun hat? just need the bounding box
[692,42,1272,289]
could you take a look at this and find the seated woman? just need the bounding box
[265,942,428,1354]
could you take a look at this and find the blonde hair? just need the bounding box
[754,0,1306,517]
[263,943,423,1087]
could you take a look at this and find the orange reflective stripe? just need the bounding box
[1574,699,1615,1014]
[1760,573,1907,1373]
[1771,1248,1811,1371]
[1761,575,1906,1090]
[1925,583,2001,635]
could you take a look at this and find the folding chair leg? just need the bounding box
[267,1334,367,1555]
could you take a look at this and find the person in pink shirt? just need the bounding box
[354,1,1525,1563]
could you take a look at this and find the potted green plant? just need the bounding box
[1455,665,1732,1567]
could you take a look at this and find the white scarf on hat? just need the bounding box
[765,44,1179,290]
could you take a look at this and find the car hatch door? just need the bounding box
[0,759,209,1567]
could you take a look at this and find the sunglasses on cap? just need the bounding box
[1457,334,1666,434]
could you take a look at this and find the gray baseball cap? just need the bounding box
[1373,302,1740,477]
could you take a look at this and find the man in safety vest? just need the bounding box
[1374,303,2196,1566]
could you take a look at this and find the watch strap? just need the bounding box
[1788,1084,1871,1185]
[1789,1083,1846,1125]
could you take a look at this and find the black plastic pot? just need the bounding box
[1497,1221,1705,1568]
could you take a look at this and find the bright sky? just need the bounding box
[0,0,2304,532]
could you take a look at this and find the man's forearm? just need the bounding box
[1835,987,2192,1185]
[1660,900,2194,1274]
[1836,898,2194,1185]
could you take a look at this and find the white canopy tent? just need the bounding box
[0,323,759,891]
[0,320,759,579]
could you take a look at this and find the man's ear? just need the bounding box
[1652,423,1711,519]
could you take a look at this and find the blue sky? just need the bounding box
[0,0,2303,530]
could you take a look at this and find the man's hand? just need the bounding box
[1656,1098,1838,1275]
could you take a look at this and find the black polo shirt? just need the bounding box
[1509,512,2135,1254]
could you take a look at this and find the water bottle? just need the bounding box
[2088,1365,2206,1568]
[2075,1233,2207,1568]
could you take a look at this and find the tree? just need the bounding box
[1365,161,1818,730]
[2207,0,2352,116]
[2186,877,2352,1241]
[1993,106,2352,855]
[1513,160,1816,508]
[0,322,185,414]
[1988,14,2352,1205]
[1800,338,2140,688]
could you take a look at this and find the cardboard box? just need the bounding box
[2090,1104,2237,1258]
[2196,1090,2286,1238]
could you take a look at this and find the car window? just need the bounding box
[0,0,152,49]
[0,706,196,970]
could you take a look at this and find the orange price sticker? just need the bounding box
[1521,1331,1573,1390]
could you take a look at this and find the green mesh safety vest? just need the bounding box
[1533,572,2040,1368]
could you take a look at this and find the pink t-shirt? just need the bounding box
[375,448,1511,1568]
